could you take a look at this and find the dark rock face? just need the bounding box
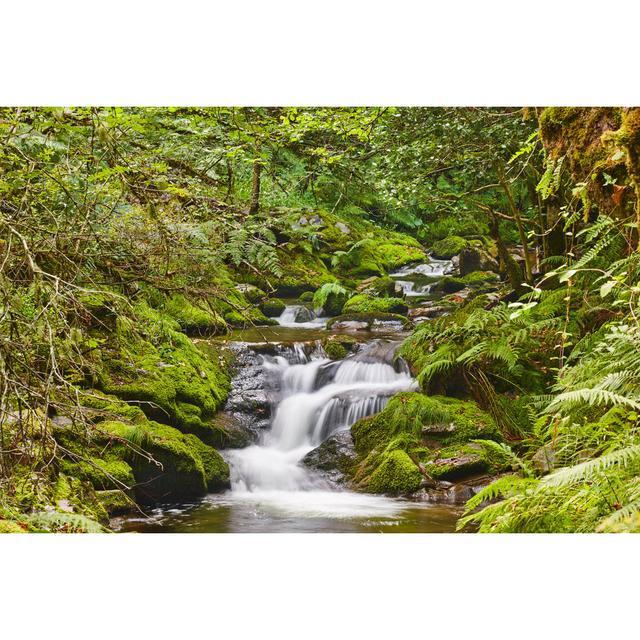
[221,344,274,443]
[459,247,499,276]
[302,430,358,484]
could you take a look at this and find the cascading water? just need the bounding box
[277,305,328,328]
[229,341,416,492]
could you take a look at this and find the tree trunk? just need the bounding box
[489,212,524,293]
[498,171,534,282]
[249,156,261,215]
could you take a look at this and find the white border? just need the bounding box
[2,1,640,637]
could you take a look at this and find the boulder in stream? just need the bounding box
[302,430,358,484]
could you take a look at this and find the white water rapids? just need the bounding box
[224,341,418,518]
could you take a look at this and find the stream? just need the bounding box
[117,260,465,532]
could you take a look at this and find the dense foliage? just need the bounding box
[2,106,640,532]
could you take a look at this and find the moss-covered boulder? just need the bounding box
[261,298,286,318]
[235,283,266,304]
[459,247,499,276]
[53,394,230,504]
[423,443,494,480]
[96,419,229,502]
[459,270,500,287]
[432,277,466,294]
[321,335,357,360]
[365,449,423,494]
[298,291,315,303]
[342,294,408,315]
[95,490,134,516]
[431,236,469,259]
[95,307,231,443]
[164,294,226,335]
[348,393,502,494]
[361,276,404,298]
[336,238,425,278]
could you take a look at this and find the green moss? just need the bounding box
[336,238,424,278]
[323,341,347,360]
[0,520,27,533]
[298,291,315,303]
[431,236,469,259]
[59,456,135,490]
[272,250,338,296]
[96,307,231,438]
[164,294,226,335]
[261,298,286,317]
[460,271,500,286]
[95,490,134,516]
[366,449,423,495]
[342,294,408,315]
[235,283,266,304]
[102,419,230,501]
[423,443,495,480]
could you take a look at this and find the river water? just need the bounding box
[117,260,464,533]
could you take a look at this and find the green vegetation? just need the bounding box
[2,106,640,533]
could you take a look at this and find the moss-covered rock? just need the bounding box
[432,277,466,294]
[356,276,403,298]
[261,298,286,318]
[298,291,315,303]
[365,449,423,495]
[95,490,134,516]
[353,392,500,455]
[459,270,500,286]
[342,294,408,315]
[322,335,357,360]
[235,283,266,304]
[431,236,469,259]
[423,443,494,480]
[100,419,230,502]
[164,294,226,335]
[95,308,231,441]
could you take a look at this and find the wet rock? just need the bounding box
[408,304,450,320]
[222,344,273,438]
[433,277,466,294]
[291,306,315,323]
[330,320,370,331]
[302,431,358,484]
[412,473,498,505]
[459,247,499,276]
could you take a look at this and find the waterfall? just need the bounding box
[277,305,328,328]
[227,340,417,493]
